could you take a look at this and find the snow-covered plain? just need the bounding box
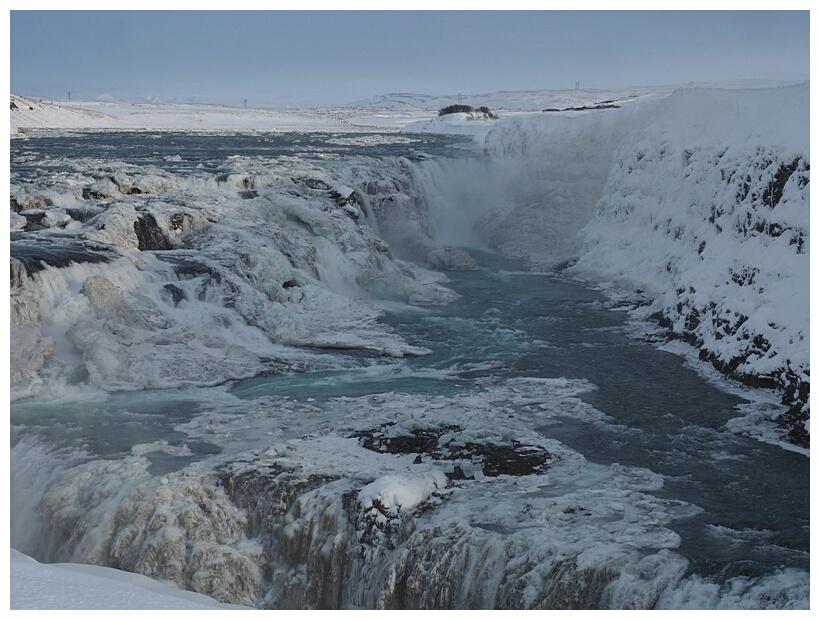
[10,94,421,133]
[8,83,810,609]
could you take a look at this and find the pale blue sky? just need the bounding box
[9,10,810,107]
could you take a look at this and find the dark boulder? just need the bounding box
[133,213,171,251]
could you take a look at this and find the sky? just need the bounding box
[6,8,813,108]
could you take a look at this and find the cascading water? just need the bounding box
[9,117,809,609]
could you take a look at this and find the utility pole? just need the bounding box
[68,91,71,100]
[457,93,462,106]
[244,98,247,108]
[575,82,580,91]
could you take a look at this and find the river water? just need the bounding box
[9,131,809,609]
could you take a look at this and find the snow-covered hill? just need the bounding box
[6,87,670,136]
[349,87,662,112]
[9,95,402,134]
[10,95,120,132]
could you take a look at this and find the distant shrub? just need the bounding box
[438,104,498,119]
[438,104,474,116]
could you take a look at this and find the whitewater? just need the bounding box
[8,85,809,609]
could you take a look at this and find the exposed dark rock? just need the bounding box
[761,158,801,209]
[543,103,621,112]
[162,283,187,305]
[82,188,110,201]
[219,464,339,588]
[169,213,185,231]
[160,257,223,282]
[64,206,102,222]
[650,308,809,448]
[330,189,359,208]
[298,178,332,191]
[156,256,239,304]
[354,424,551,480]
[239,190,258,199]
[21,212,46,231]
[220,464,335,528]
[133,213,171,251]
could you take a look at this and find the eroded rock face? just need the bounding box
[37,461,265,607]
[568,141,810,447]
[640,152,810,447]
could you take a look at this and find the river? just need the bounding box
[9,131,809,609]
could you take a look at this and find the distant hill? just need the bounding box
[348,88,664,111]
[348,80,807,112]
[10,95,118,133]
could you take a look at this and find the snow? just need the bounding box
[10,94,421,134]
[403,111,499,143]
[10,549,247,609]
[358,470,450,515]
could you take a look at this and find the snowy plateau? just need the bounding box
[8,84,810,610]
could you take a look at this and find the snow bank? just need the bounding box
[11,549,246,609]
[10,95,119,132]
